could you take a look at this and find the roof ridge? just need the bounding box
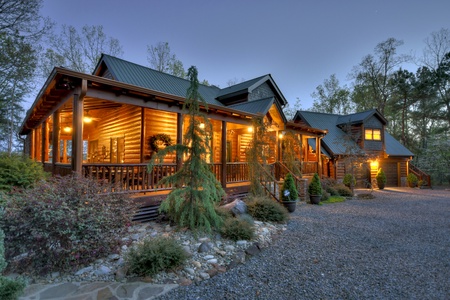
[101,54,218,90]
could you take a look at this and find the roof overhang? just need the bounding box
[21,67,261,135]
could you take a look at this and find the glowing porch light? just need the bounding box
[199,122,205,129]
[63,126,72,133]
[83,115,93,123]
[370,160,379,169]
[247,126,253,133]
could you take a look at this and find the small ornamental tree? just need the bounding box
[281,173,298,202]
[308,173,323,196]
[149,66,225,232]
[376,168,387,189]
[246,117,272,196]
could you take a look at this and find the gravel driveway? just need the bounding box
[157,188,450,300]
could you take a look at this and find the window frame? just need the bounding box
[365,128,381,141]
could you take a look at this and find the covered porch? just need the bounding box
[22,67,326,201]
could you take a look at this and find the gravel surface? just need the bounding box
[156,188,450,300]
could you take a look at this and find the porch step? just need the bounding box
[132,204,160,223]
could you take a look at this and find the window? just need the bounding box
[365,129,381,140]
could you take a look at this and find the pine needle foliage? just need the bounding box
[246,117,271,196]
[149,66,225,233]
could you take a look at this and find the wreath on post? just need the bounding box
[148,133,173,153]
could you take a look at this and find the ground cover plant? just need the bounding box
[126,237,187,277]
[1,174,136,275]
[221,217,255,241]
[321,196,346,204]
[246,196,288,223]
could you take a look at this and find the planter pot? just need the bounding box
[309,194,322,205]
[281,201,297,213]
[377,182,385,190]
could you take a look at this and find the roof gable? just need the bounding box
[336,109,387,126]
[295,110,413,157]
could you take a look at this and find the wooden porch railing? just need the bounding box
[409,163,432,188]
[257,163,282,202]
[302,161,318,174]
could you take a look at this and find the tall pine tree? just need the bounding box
[149,66,224,232]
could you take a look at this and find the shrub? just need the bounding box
[126,237,187,277]
[1,223,25,300]
[376,168,387,189]
[246,196,288,223]
[0,277,25,300]
[334,184,354,197]
[407,173,418,187]
[221,218,254,241]
[1,174,137,274]
[343,174,356,188]
[281,173,298,202]
[321,196,345,204]
[0,153,48,191]
[326,186,339,196]
[308,173,322,195]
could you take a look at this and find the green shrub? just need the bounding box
[0,227,6,273]
[407,173,418,187]
[326,186,339,196]
[0,276,25,300]
[343,174,356,188]
[308,173,322,195]
[334,184,354,197]
[126,237,187,277]
[376,168,387,189]
[221,217,254,241]
[321,196,345,204]
[321,191,330,201]
[1,174,137,274]
[0,153,48,191]
[0,224,25,300]
[246,196,288,223]
[281,173,298,201]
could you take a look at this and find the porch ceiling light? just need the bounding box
[199,122,205,129]
[370,160,379,169]
[83,112,93,123]
[63,126,72,133]
[247,126,253,133]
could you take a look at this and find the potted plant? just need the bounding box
[376,168,387,190]
[308,173,322,204]
[281,173,298,212]
[407,173,418,188]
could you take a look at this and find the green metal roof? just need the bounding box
[94,54,289,111]
[295,110,413,157]
[228,97,274,115]
[385,132,414,157]
[336,109,387,126]
[97,54,224,106]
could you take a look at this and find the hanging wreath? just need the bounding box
[149,133,173,153]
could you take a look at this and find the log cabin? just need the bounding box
[293,109,428,188]
[20,54,327,207]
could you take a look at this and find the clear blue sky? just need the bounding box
[38,0,450,110]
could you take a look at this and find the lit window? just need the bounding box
[365,129,381,140]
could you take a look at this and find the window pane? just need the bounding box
[373,129,381,140]
[365,129,373,140]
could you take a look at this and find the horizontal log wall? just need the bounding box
[86,104,142,163]
[145,108,177,163]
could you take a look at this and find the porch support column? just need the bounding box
[30,130,35,160]
[316,136,322,177]
[176,112,183,171]
[72,80,87,174]
[221,121,227,189]
[52,110,61,174]
[41,121,48,164]
[140,107,145,163]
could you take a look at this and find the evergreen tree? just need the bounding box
[149,66,224,232]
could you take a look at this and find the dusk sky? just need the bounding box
[38,0,450,110]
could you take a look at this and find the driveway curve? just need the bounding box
[157,188,450,300]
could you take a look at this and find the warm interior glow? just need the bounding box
[199,122,205,129]
[370,160,379,169]
[83,116,93,123]
[279,133,284,139]
[63,126,72,133]
[247,126,253,133]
